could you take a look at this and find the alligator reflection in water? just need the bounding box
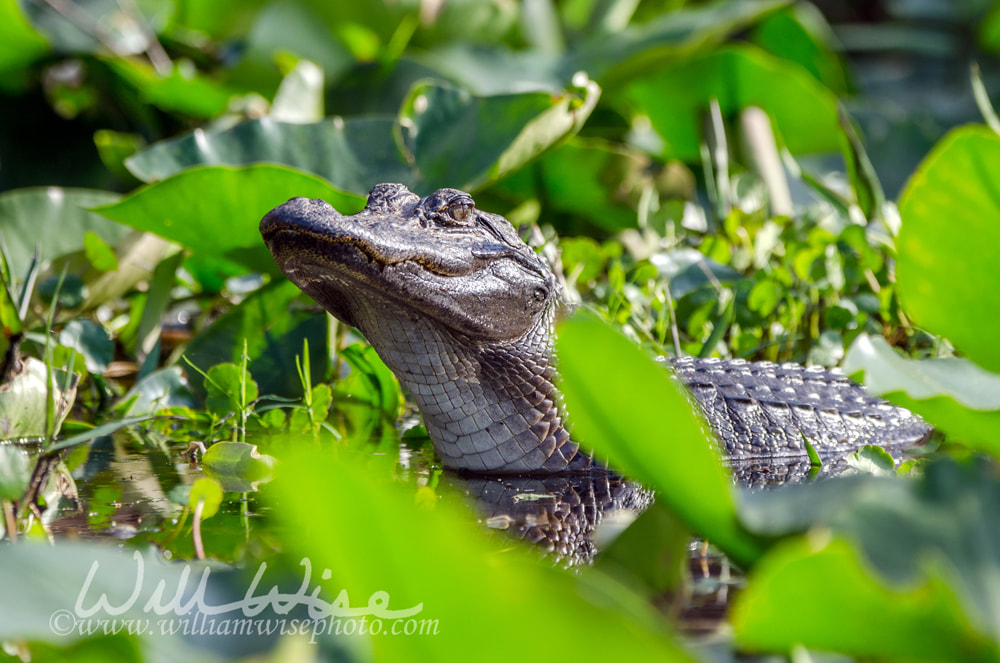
[448,454,865,565]
[447,472,654,566]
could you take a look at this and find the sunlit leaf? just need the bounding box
[555,312,767,567]
[274,447,694,660]
[0,444,31,500]
[844,334,1000,455]
[189,476,223,519]
[0,0,48,76]
[628,44,840,162]
[897,125,1000,373]
[94,165,363,274]
[750,4,851,94]
[733,535,998,662]
[0,188,126,279]
[125,81,598,195]
[202,441,276,492]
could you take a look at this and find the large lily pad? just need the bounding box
[896,125,1000,374]
[124,80,599,196]
[0,188,126,278]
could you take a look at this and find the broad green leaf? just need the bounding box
[93,165,364,274]
[117,367,197,417]
[897,125,1000,373]
[750,4,851,94]
[204,363,259,418]
[0,357,77,440]
[201,441,276,492]
[183,280,328,398]
[0,0,48,75]
[274,447,693,660]
[628,44,840,162]
[732,536,998,662]
[188,476,223,520]
[58,320,113,375]
[125,82,598,195]
[555,312,767,567]
[0,188,126,279]
[125,116,410,195]
[844,334,1000,455]
[0,444,31,500]
[397,78,600,192]
[104,58,236,119]
[568,0,790,84]
[335,343,401,415]
[82,231,118,272]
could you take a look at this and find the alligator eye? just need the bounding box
[439,203,476,226]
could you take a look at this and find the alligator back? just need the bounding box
[667,357,931,459]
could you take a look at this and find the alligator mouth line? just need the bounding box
[265,226,474,278]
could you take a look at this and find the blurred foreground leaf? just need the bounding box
[735,458,1000,660]
[274,447,693,660]
[897,125,1000,373]
[555,312,767,566]
[733,536,998,662]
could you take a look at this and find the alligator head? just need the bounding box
[261,183,584,473]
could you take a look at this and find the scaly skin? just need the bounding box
[261,184,930,474]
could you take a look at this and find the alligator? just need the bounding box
[260,184,931,474]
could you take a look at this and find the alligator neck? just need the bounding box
[354,307,581,472]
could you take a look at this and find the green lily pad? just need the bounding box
[188,476,223,519]
[0,188,126,279]
[897,125,1000,374]
[202,441,276,492]
[124,81,599,196]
